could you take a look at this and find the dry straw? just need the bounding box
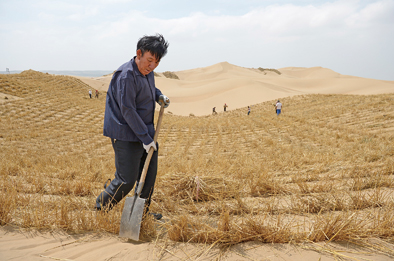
[0,71,394,257]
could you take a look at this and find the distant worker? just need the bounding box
[275,100,282,116]
[95,89,99,98]
[247,106,251,115]
[89,89,92,98]
[224,103,228,112]
[212,107,217,115]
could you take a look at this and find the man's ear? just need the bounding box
[136,49,142,59]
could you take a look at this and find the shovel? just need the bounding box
[119,102,166,240]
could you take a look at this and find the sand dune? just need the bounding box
[76,62,394,116]
[1,68,393,261]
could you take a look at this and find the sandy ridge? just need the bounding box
[75,62,394,116]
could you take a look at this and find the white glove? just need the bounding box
[143,141,157,153]
[158,95,170,108]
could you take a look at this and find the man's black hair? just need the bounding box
[137,34,169,62]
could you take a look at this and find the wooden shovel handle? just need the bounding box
[136,103,165,194]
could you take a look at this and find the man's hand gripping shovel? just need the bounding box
[119,101,167,241]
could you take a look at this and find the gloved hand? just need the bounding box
[158,95,170,108]
[143,141,157,153]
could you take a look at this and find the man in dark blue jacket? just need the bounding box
[95,34,170,220]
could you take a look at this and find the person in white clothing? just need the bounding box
[275,100,282,115]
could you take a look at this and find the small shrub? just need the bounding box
[258,67,281,75]
[163,71,180,80]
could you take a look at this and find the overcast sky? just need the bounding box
[1,0,393,80]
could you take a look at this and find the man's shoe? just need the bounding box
[149,213,163,220]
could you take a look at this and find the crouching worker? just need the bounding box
[95,34,170,220]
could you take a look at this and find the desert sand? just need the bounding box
[76,62,394,116]
[1,226,392,260]
[1,63,393,261]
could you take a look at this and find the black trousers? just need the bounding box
[95,139,158,212]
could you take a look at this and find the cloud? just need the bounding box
[346,0,394,27]
[88,0,391,49]
[1,0,393,80]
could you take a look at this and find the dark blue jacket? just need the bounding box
[103,57,163,145]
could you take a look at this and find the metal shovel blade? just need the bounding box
[119,196,146,240]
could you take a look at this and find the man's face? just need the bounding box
[135,50,160,76]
